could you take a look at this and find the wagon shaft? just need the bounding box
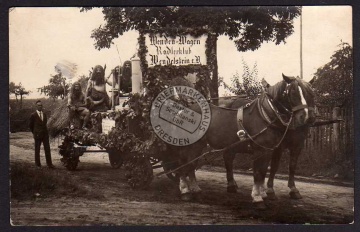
[311,118,343,127]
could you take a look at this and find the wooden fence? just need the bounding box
[303,106,354,162]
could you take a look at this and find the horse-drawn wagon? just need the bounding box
[51,32,342,209]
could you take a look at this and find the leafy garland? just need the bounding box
[65,28,215,159]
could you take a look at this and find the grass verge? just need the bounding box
[10,162,103,200]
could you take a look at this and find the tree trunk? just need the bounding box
[20,95,23,109]
[207,33,219,104]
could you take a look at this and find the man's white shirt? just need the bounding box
[36,110,43,121]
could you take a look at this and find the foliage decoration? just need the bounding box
[63,95,167,159]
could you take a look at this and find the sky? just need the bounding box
[9,6,352,98]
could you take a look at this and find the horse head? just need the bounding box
[282,74,316,128]
[266,74,316,128]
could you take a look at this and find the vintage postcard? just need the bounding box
[8,6,354,226]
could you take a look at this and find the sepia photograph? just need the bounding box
[8,6,354,226]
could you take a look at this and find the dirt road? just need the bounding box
[10,132,354,225]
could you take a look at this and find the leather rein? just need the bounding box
[238,90,311,151]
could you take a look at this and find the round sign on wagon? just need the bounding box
[150,86,211,146]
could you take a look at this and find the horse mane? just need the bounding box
[266,80,287,100]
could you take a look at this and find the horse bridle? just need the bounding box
[275,80,315,116]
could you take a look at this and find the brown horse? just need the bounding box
[173,74,315,208]
[223,75,316,200]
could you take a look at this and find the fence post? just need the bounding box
[332,107,341,160]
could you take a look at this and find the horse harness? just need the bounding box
[236,93,294,151]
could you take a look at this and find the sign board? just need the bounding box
[102,118,116,134]
[145,34,207,67]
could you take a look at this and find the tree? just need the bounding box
[9,81,19,101]
[221,59,263,97]
[16,83,30,109]
[38,72,70,101]
[77,74,90,91]
[9,82,30,108]
[81,6,300,98]
[311,42,353,107]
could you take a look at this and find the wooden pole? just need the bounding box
[118,66,121,105]
[332,107,341,159]
[300,7,303,79]
[111,70,115,110]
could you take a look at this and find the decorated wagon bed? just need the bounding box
[58,100,188,187]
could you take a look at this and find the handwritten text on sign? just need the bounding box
[145,34,207,67]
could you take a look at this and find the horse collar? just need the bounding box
[260,94,291,127]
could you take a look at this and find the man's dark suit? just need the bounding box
[29,111,53,167]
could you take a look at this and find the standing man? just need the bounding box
[29,100,55,169]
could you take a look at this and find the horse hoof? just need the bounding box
[181,193,193,201]
[260,192,268,199]
[266,192,277,200]
[253,201,267,210]
[289,191,302,199]
[227,186,238,193]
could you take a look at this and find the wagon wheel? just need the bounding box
[124,154,153,189]
[108,150,123,169]
[162,161,180,183]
